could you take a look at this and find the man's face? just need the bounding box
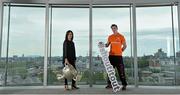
[111,26,118,34]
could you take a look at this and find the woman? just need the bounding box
[63,30,79,90]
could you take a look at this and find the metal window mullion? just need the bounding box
[132,3,138,88]
[47,4,52,85]
[129,3,134,85]
[89,0,93,87]
[0,0,3,59]
[44,1,49,86]
[171,4,176,86]
[178,3,180,58]
[0,0,4,86]
[4,3,11,86]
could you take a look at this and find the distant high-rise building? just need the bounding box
[176,51,180,58]
[86,62,89,69]
[154,48,167,58]
[13,55,18,58]
[22,54,24,58]
[167,37,171,57]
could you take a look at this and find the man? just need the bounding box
[105,24,127,90]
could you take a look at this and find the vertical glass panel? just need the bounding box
[2,4,45,86]
[137,6,176,86]
[48,7,89,85]
[92,6,134,85]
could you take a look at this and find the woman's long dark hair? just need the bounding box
[65,30,74,41]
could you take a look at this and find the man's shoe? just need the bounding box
[121,85,127,91]
[105,85,112,89]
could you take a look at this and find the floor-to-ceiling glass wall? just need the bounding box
[1,3,45,86]
[92,5,134,85]
[47,5,90,85]
[0,0,179,87]
[136,5,179,86]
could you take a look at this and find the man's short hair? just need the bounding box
[111,24,118,28]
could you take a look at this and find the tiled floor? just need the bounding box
[0,85,180,94]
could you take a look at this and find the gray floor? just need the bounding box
[0,85,180,94]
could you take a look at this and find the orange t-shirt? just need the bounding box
[108,33,125,56]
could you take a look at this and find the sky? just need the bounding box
[1,5,179,57]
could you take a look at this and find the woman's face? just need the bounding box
[68,32,73,41]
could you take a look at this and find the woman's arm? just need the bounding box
[74,42,77,61]
[63,41,69,64]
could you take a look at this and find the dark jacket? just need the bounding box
[63,40,76,64]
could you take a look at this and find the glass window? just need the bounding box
[137,6,178,86]
[1,3,45,86]
[47,7,89,85]
[92,6,134,85]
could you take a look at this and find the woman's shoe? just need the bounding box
[64,85,70,91]
[71,85,79,90]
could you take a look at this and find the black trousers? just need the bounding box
[64,60,76,86]
[107,55,127,86]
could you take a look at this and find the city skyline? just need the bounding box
[1,47,180,58]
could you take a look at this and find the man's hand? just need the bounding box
[122,42,127,52]
[105,42,110,47]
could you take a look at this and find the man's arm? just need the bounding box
[122,41,127,52]
[105,42,110,47]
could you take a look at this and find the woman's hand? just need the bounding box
[65,58,69,65]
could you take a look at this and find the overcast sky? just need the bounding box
[1,6,179,57]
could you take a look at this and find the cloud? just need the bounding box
[136,6,179,30]
[2,6,179,57]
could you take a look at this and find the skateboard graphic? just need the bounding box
[98,42,121,92]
